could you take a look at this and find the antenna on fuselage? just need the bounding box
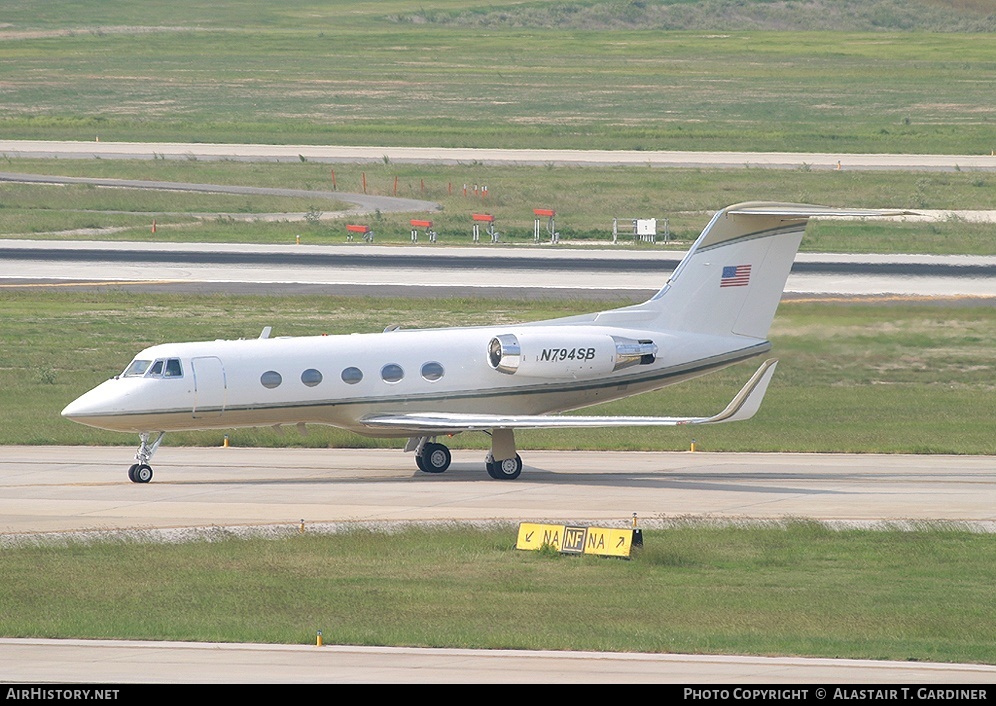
[259,326,272,339]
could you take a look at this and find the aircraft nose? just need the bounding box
[61,389,104,420]
[61,381,123,427]
[61,395,89,420]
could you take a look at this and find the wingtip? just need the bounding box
[704,358,778,424]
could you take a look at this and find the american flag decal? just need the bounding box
[721,264,751,287]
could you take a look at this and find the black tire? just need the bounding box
[134,464,153,483]
[127,464,139,482]
[418,443,451,473]
[491,454,522,480]
[485,454,499,479]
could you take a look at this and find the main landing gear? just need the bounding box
[409,429,523,480]
[415,441,451,473]
[485,453,523,480]
[128,431,164,483]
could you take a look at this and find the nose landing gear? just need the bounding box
[128,431,164,483]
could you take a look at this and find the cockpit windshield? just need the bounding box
[121,358,184,379]
[123,360,152,377]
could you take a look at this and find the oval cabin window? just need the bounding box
[341,367,363,385]
[301,369,323,387]
[260,371,282,389]
[421,361,444,381]
[381,364,404,383]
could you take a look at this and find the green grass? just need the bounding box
[1,524,994,663]
[2,158,994,253]
[0,1,992,152]
[2,291,993,454]
[396,0,996,32]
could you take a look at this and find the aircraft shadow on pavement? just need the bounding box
[146,462,850,496]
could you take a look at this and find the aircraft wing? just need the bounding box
[361,359,778,433]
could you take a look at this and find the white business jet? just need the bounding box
[62,202,908,482]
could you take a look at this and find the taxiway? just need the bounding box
[3,447,994,536]
[3,637,994,684]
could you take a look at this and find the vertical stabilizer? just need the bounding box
[605,203,911,339]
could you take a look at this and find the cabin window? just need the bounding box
[421,361,444,382]
[341,367,363,385]
[123,360,152,377]
[164,358,183,378]
[381,364,404,383]
[260,371,282,389]
[301,369,323,387]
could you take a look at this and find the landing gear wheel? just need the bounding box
[485,453,499,479]
[489,454,522,480]
[417,442,451,473]
[131,431,164,484]
[133,464,153,483]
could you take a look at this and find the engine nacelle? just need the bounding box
[488,332,657,378]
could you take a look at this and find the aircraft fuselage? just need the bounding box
[63,323,767,436]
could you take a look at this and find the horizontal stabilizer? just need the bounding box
[726,205,918,219]
[361,359,778,433]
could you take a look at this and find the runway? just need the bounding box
[3,140,995,171]
[2,446,994,683]
[3,240,995,298]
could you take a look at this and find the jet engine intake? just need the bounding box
[488,334,522,374]
[488,333,657,378]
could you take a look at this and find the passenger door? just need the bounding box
[191,356,227,419]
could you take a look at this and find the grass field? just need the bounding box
[2,524,994,664]
[0,1,992,152]
[2,158,994,254]
[2,291,993,455]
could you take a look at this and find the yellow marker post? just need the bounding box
[316,631,323,647]
[632,513,643,548]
